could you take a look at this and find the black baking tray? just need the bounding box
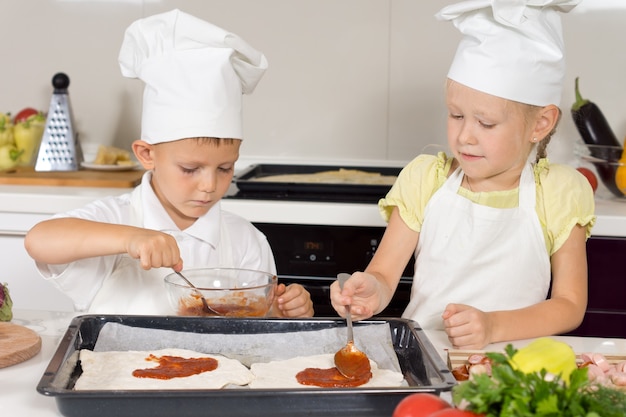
[234,164,401,196]
[37,316,456,417]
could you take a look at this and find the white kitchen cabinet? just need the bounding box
[0,232,74,311]
[0,186,125,313]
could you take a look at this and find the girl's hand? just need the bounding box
[271,283,314,318]
[329,272,380,321]
[442,303,492,349]
[125,229,183,271]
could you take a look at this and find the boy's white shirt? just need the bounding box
[36,171,276,314]
[402,163,551,329]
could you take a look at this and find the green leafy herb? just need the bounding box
[452,344,626,417]
[0,282,13,321]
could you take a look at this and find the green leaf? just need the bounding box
[535,395,559,414]
[452,343,626,417]
[0,283,13,321]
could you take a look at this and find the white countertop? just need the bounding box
[1,155,626,233]
[1,181,625,235]
[3,309,626,417]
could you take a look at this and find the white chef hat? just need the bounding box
[118,9,268,143]
[436,0,580,106]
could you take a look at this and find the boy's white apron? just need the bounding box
[88,185,233,314]
[402,163,551,329]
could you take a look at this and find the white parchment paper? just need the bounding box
[93,322,402,372]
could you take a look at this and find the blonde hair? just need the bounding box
[153,137,239,147]
[519,104,562,162]
[194,137,238,146]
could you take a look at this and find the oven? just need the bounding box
[254,222,414,316]
[222,162,414,317]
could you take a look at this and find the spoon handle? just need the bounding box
[337,273,354,343]
[173,270,219,315]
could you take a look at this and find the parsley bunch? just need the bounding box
[452,345,626,417]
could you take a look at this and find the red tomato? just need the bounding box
[576,167,598,192]
[13,107,39,124]
[430,409,484,417]
[392,393,451,417]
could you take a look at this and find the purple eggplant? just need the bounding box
[571,77,623,197]
[571,77,622,149]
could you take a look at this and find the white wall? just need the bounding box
[1,0,625,167]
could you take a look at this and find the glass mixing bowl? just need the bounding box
[575,144,625,198]
[164,268,277,317]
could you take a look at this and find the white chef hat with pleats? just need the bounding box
[436,0,580,106]
[118,9,268,143]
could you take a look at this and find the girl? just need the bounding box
[330,0,594,349]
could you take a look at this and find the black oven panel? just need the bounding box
[254,223,414,278]
[253,223,414,317]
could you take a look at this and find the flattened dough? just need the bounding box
[249,353,405,389]
[74,348,254,390]
[252,169,397,185]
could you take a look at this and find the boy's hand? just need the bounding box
[126,230,183,271]
[272,283,314,318]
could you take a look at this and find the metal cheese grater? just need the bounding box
[35,72,83,171]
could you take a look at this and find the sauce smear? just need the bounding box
[132,354,218,380]
[296,366,372,388]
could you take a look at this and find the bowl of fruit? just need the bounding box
[0,108,46,171]
[575,143,626,198]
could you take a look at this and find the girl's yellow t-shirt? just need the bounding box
[379,152,596,256]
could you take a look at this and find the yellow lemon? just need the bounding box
[510,337,577,382]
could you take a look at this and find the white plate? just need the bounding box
[81,162,140,171]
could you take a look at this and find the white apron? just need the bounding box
[402,163,551,329]
[88,185,233,314]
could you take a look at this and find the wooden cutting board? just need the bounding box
[0,167,144,188]
[0,322,42,368]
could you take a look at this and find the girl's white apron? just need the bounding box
[402,163,551,329]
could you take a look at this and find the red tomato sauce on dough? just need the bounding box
[296,367,372,388]
[132,354,218,380]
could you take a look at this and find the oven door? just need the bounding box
[254,222,414,317]
[279,274,413,317]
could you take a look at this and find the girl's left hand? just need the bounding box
[442,303,492,349]
[271,283,314,318]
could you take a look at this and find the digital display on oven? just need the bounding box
[294,238,333,262]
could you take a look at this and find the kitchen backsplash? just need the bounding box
[1,0,624,167]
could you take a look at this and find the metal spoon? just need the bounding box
[333,273,371,379]
[172,270,221,316]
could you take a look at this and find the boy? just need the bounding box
[25,9,313,317]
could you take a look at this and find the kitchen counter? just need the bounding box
[1,181,625,234]
[3,309,626,417]
[1,155,626,233]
